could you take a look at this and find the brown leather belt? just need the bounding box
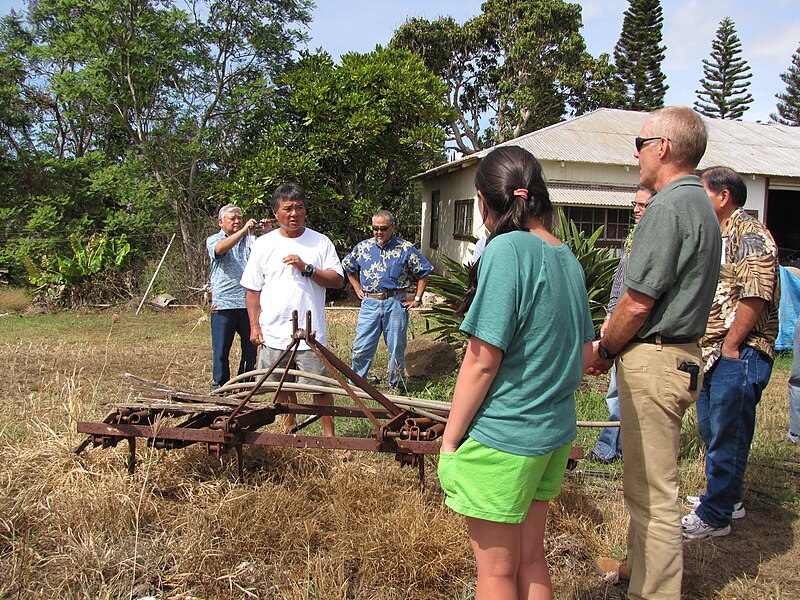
[365,289,406,300]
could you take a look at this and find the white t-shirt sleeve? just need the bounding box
[319,237,344,276]
[240,242,264,291]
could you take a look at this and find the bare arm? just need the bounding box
[214,219,255,255]
[402,274,429,308]
[346,271,364,299]
[587,289,655,374]
[441,337,503,453]
[246,289,263,346]
[282,254,344,289]
[721,297,766,359]
[602,288,656,354]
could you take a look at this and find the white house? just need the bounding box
[411,108,800,272]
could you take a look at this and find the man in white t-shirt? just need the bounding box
[241,183,344,436]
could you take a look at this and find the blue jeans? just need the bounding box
[696,346,773,527]
[789,315,800,436]
[210,308,257,388]
[351,296,408,388]
[593,364,622,460]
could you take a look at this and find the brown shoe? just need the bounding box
[594,557,630,581]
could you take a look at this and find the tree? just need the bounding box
[694,17,753,120]
[14,0,312,281]
[613,0,668,111]
[228,48,450,248]
[390,16,491,156]
[392,1,625,153]
[772,43,800,126]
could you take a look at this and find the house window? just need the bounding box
[430,191,440,249]
[563,206,631,245]
[453,199,474,240]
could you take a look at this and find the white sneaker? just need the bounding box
[785,432,800,444]
[681,512,731,539]
[685,495,745,520]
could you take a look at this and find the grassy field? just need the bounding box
[1,304,798,599]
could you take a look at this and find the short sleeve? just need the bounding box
[624,204,682,299]
[320,238,344,276]
[206,233,223,260]
[239,243,264,291]
[460,239,519,352]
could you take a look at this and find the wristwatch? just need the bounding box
[598,342,617,360]
[303,264,315,277]
[414,295,422,303]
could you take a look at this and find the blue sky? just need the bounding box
[2,0,798,122]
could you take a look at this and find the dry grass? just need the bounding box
[0,286,31,313]
[1,308,798,599]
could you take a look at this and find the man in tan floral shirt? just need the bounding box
[682,166,780,540]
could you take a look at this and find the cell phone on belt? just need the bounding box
[678,361,700,391]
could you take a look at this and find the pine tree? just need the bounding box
[771,43,800,126]
[613,0,668,111]
[694,17,753,120]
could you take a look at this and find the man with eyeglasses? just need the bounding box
[591,107,721,600]
[206,204,270,390]
[342,210,432,393]
[241,183,344,437]
[591,184,654,464]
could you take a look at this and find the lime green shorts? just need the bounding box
[437,437,571,524]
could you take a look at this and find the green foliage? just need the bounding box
[694,17,753,120]
[391,1,626,152]
[425,215,618,347]
[228,47,449,249]
[552,209,618,333]
[613,0,668,111]
[22,232,132,306]
[425,255,471,348]
[772,44,800,126]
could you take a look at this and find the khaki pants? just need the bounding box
[616,341,701,600]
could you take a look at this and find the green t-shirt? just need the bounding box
[461,231,595,456]
[624,175,722,339]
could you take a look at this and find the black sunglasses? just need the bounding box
[372,225,391,232]
[635,136,669,152]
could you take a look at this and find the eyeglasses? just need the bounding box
[631,201,649,210]
[635,136,669,152]
[372,225,391,232]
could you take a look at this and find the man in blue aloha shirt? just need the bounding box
[342,210,432,392]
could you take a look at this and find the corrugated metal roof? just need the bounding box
[413,108,800,180]
[548,182,635,207]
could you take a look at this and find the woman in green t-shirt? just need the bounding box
[437,146,594,600]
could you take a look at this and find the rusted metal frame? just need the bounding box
[213,406,277,433]
[76,421,442,454]
[307,339,385,432]
[308,330,404,418]
[227,312,302,424]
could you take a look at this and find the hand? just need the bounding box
[354,287,365,300]
[244,218,257,232]
[259,218,273,233]
[282,254,306,272]
[720,341,740,359]
[250,325,264,346]
[440,441,459,453]
[401,298,421,309]
[585,340,613,375]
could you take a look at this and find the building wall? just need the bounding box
[420,162,777,274]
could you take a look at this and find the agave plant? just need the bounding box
[425,210,620,346]
[552,209,619,334]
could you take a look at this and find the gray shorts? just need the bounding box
[258,346,329,386]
